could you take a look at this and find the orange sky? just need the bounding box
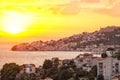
[0,0,120,43]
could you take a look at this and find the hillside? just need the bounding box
[11,26,120,51]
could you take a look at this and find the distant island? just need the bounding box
[11,26,120,52]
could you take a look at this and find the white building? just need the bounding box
[97,57,120,80]
[22,64,36,74]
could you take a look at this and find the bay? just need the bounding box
[0,50,88,69]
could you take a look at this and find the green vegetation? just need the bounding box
[107,48,115,51]
[97,74,104,80]
[1,63,21,80]
[40,60,97,80]
[101,53,108,58]
[89,65,97,77]
[16,73,36,80]
[1,59,100,80]
[112,53,120,60]
[43,59,53,69]
[0,60,99,80]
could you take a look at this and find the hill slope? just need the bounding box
[11,26,120,51]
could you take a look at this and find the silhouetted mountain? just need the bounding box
[11,26,120,51]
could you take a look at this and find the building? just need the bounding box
[22,64,36,74]
[97,57,120,80]
[74,53,98,71]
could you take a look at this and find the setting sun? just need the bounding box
[1,10,31,34]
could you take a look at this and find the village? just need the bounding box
[1,47,120,80]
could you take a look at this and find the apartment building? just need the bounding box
[97,57,120,80]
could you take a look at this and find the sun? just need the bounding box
[4,26,22,34]
[3,15,24,34]
[2,10,30,34]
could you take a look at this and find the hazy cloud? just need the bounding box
[39,0,81,15]
[1,0,120,16]
[44,0,120,16]
[81,0,100,3]
[60,0,81,15]
[94,2,120,17]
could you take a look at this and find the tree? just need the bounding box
[53,58,59,68]
[97,74,104,80]
[44,68,58,79]
[101,53,108,58]
[43,59,53,69]
[89,65,97,77]
[16,73,36,80]
[1,63,21,80]
[107,48,115,51]
[69,60,76,69]
[58,69,72,80]
[88,74,95,80]
[15,72,28,80]
[74,68,88,80]
[112,53,120,60]
[88,65,97,80]
[29,73,36,80]
[76,69,88,77]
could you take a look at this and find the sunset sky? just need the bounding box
[0,0,120,44]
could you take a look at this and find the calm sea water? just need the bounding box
[0,50,87,69]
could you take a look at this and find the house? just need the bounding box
[21,64,36,74]
[74,53,98,71]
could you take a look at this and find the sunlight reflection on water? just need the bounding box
[0,50,87,69]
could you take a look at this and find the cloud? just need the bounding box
[60,0,81,15]
[104,0,119,5]
[40,0,120,16]
[1,0,120,17]
[95,2,120,17]
[81,0,100,3]
[40,0,81,15]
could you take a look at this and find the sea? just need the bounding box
[0,44,101,69]
[0,50,90,69]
